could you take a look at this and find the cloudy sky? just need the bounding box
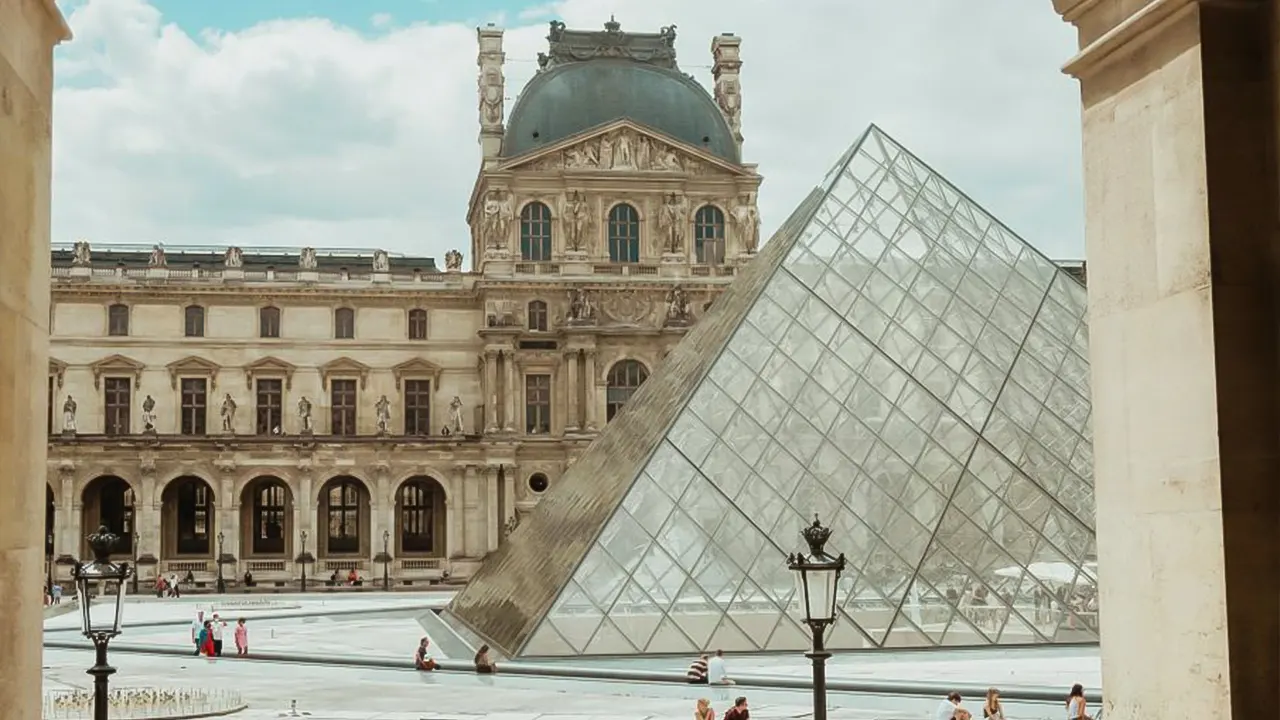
[51,0,1085,263]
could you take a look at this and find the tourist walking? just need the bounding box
[1066,683,1092,720]
[209,613,227,656]
[198,620,216,657]
[51,583,62,604]
[190,611,206,656]
[234,618,248,656]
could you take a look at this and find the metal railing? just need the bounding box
[43,687,245,719]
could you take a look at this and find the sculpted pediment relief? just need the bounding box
[90,354,145,389]
[501,121,749,178]
[166,356,221,390]
[392,357,444,389]
[243,356,297,389]
[320,356,371,389]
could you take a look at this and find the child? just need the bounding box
[234,618,248,656]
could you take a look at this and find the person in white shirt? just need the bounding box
[190,611,205,656]
[209,613,227,656]
[935,692,963,720]
[707,649,734,685]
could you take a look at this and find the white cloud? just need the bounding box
[51,0,1086,262]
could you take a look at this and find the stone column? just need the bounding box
[1056,2,1279,718]
[564,349,580,432]
[583,349,598,431]
[485,466,500,553]
[502,350,517,432]
[0,2,71,717]
[462,466,482,557]
[296,472,314,576]
[484,351,498,433]
[711,33,743,153]
[217,475,238,575]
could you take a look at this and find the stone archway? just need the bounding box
[80,475,136,558]
[239,476,294,558]
[394,476,448,558]
[159,475,216,559]
[317,475,371,559]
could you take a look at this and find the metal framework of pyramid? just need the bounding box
[447,125,1097,657]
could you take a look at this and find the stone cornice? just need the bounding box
[165,355,221,390]
[89,353,145,389]
[51,282,479,305]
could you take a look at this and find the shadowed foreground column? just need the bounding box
[1054,1,1280,718]
[0,1,70,718]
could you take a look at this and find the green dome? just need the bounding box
[503,59,739,164]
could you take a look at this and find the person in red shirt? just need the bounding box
[723,696,749,720]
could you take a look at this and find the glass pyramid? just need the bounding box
[447,125,1097,656]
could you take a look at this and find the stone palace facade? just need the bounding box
[42,19,765,589]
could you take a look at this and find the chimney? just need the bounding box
[711,33,743,155]
[477,24,506,165]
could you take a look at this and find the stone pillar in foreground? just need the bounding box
[0,1,70,717]
[1054,1,1280,717]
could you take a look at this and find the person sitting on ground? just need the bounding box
[935,692,963,720]
[347,568,358,586]
[722,696,749,720]
[694,698,715,720]
[242,570,254,588]
[982,688,1005,719]
[414,636,438,671]
[707,649,734,685]
[686,654,709,684]
[474,644,497,674]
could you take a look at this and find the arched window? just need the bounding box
[408,309,428,340]
[107,304,130,336]
[251,479,288,555]
[607,204,640,263]
[527,300,547,332]
[334,308,355,339]
[82,477,134,555]
[606,359,649,421]
[520,202,553,262]
[694,205,726,265]
[398,478,445,555]
[324,478,364,555]
[259,306,281,338]
[184,305,205,337]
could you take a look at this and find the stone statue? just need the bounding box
[481,190,514,250]
[564,143,599,169]
[567,287,595,323]
[220,394,237,433]
[665,285,692,326]
[659,25,678,47]
[71,240,92,267]
[715,76,742,138]
[613,131,634,169]
[375,395,391,434]
[444,249,463,271]
[658,193,689,254]
[148,245,166,268]
[635,135,653,170]
[598,134,614,168]
[62,395,77,433]
[732,193,761,253]
[299,247,318,270]
[562,191,590,252]
[297,396,313,433]
[654,146,682,172]
[449,396,465,435]
[223,246,244,268]
[372,249,390,273]
[142,395,157,432]
[478,67,504,127]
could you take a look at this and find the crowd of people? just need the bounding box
[934,684,1097,720]
[189,610,249,657]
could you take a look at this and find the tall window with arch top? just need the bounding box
[607,203,640,263]
[605,359,649,422]
[520,202,553,262]
[694,205,726,264]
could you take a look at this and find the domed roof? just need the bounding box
[502,21,739,164]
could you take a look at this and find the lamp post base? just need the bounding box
[87,636,116,720]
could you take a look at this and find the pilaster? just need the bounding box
[484,351,499,433]
[502,350,517,432]
[564,349,580,432]
[462,465,483,557]
[485,466,500,553]
[582,349,598,431]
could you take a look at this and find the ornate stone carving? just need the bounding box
[372,249,390,273]
[566,288,596,324]
[531,128,699,174]
[299,247,318,270]
[478,66,504,127]
[444,249,463,271]
[62,395,77,433]
[223,246,244,268]
[664,285,693,327]
[538,18,677,71]
[481,190,514,251]
[601,290,653,326]
[148,245,166,268]
[141,395,157,433]
[561,191,592,252]
[375,395,391,435]
[220,393,237,433]
[658,192,689,254]
[297,396,313,434]
[72,240,91,267]
[486,299,518,328]
[731,192,761,253]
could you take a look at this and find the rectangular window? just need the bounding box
[330,379,357,436]
[403,380,431,436]
[259,307,281,338]
[255,379,283,435]
[408,309,428,340]
[184,306,205,337]
[103,378,131,435]
[525,373,551,434]
[180,378,208,435]
[107,304,130,336]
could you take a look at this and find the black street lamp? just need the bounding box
[130,529,139,595]
[298,530,310,593]
[786,515,846,720]
[73,526,133,720]
[215,531,226,594]
[380,529,392,591]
